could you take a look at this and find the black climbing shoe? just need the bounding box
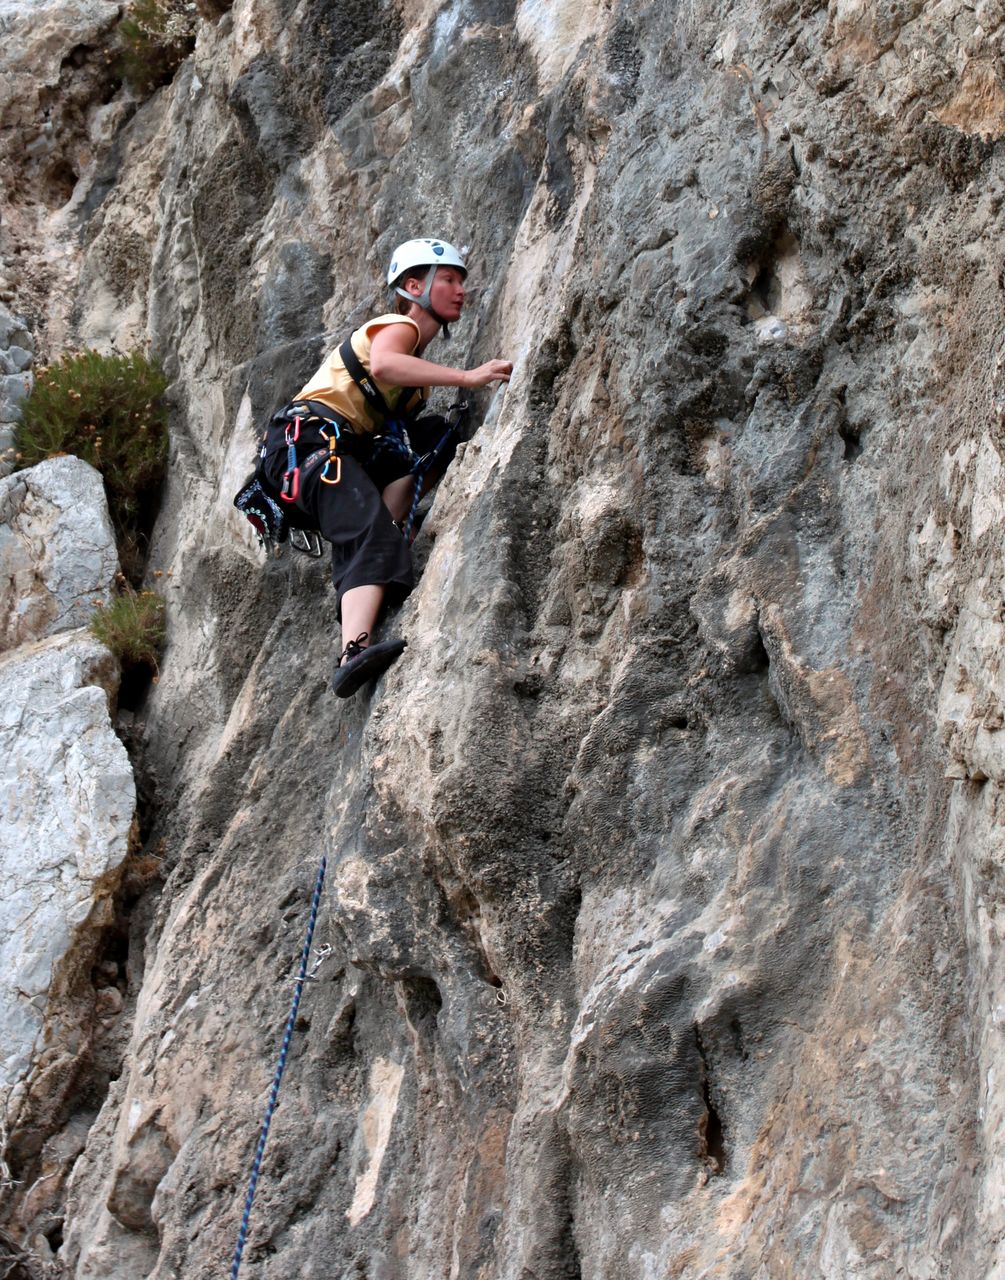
[331,633,407,698]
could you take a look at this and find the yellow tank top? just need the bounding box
[296,314,428,434]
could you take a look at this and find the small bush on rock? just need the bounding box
[15,348,169,578]
[90,587,167,674]
[117,0,197,95]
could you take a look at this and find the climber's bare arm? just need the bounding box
[369,324,512,389]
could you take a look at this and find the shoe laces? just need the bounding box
[340,632,369,665]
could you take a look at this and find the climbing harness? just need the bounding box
[233,340,468,558]
[280,412,343,505]
[233,400,346,555]
[229,856,327,1280]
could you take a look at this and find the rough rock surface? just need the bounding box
[0,0,125,353]
[0,630,133,1085]
[3,0,1005,1277]
[0,299,35,476]
[0,447,135,1272]
[0,457,119,651]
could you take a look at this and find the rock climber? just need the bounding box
[261,237,512,697]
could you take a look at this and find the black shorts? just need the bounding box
[303,450,413,618]
[262,414,455,620]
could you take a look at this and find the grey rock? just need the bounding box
[0,345,32,377]
[0,372,32,421]
[755,314,788,342]
[0,629,133,1086]
[258,239,333,349]
[228,53,307,169]
[0,306,34,355]
[0,426,16,480]
[0,456,119,651]
[105,1114,175,1234]
[5,345,34,372]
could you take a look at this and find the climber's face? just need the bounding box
[427,266,466,321]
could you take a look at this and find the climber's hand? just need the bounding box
[464,360,513,388]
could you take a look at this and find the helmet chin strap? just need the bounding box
[395,266,452,338]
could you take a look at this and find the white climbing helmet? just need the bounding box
[387,237,467,312]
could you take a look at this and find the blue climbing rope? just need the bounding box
[229,855,327,1279]
[403,402,469,542]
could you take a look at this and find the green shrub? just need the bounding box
[117,0,197,96]
[90,588,167,673]
[16,348,169,575]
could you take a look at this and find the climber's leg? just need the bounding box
[382,475,415,523]
[339,585,384,657]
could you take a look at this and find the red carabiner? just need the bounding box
[280,467,300,502]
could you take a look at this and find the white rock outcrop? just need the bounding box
[0,456,119,652]
[0,629,134,1085]
[0,301,34,478]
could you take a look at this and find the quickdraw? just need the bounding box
[280,412,341,508]
[402,399,469,542]
[279,415,302,503]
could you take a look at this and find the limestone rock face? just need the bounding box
[0,630,133,1086]
[0,446,134,1266]
[0,299,35,476]
[0,0,124,353]
[4,0,1005,1276]
[0,457,119,652]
